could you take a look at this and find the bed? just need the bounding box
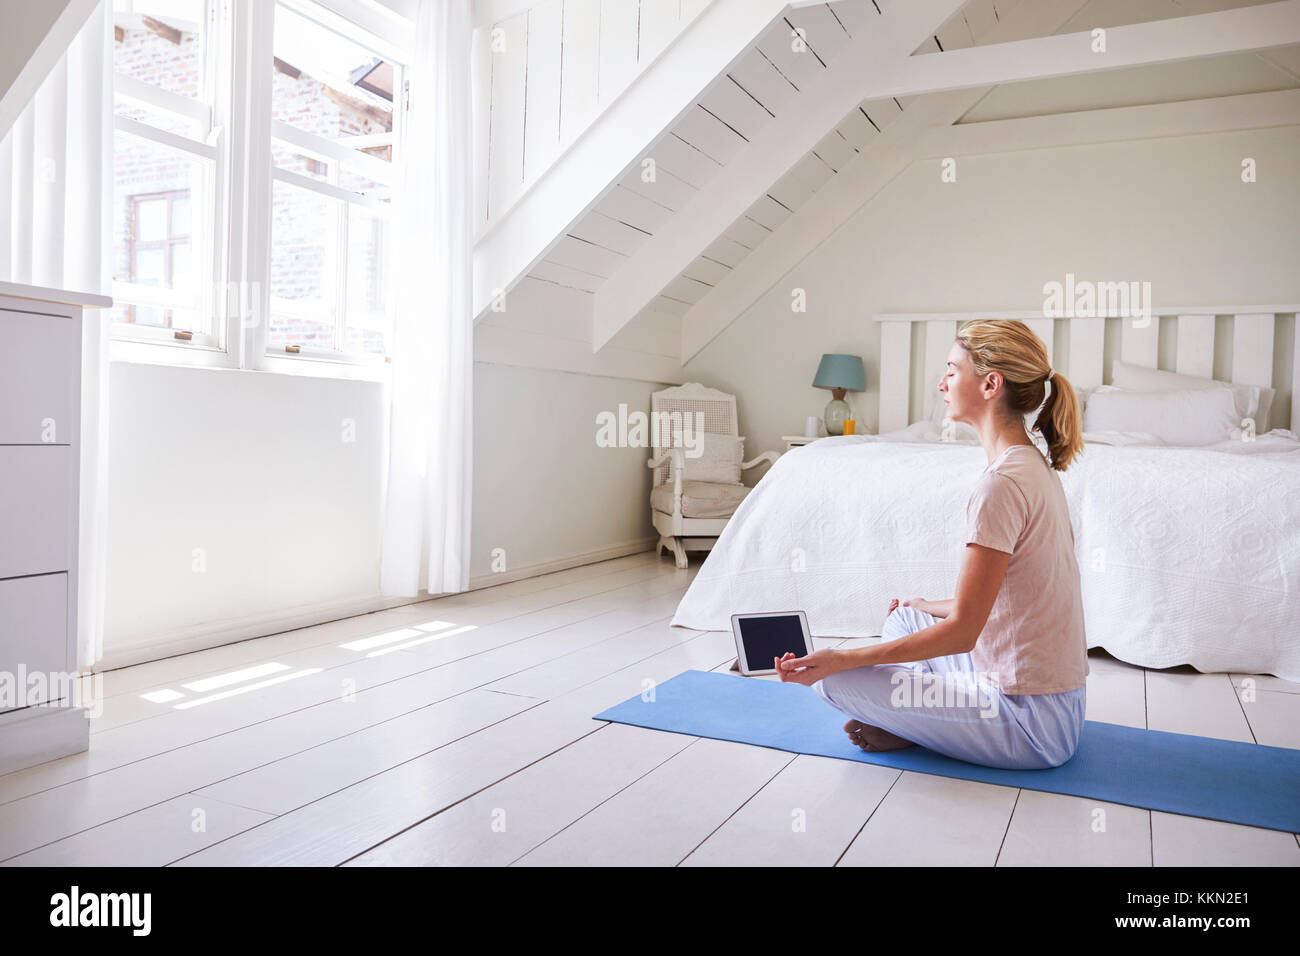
[668,308,1300,683]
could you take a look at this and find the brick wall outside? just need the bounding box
[113,22,389,353]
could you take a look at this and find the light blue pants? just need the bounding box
[813,605,1086,770]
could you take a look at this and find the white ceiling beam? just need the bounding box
[916,87,1300,158]
[0,0,100,143]
[592,0,968,354]
[679,0,1091,363]
[858,0,1300,101]
[472,0,791,321]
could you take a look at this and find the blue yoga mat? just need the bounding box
[594,669,1300,834]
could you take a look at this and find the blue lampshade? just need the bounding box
[813,353,866,392]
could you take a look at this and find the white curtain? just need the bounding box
[380,0,474,597]
[0,3,113,670]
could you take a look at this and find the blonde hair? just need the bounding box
[954,320,1083,471]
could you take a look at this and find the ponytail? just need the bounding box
[1032,371,1084,471]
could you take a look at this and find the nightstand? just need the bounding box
[782,435,822,450]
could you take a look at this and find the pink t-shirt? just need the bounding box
[964,444,1089,694]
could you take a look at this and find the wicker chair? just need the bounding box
[646,382,781,568]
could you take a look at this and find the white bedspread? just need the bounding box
[669,428,1300,682]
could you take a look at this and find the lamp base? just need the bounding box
[823,398,851,436]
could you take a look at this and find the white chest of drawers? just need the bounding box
[0,281,111,775]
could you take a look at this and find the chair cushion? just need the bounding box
[652,480,750,519]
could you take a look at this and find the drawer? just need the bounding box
[0,446,73,578]
[0,573,70,706]
[0,308,77,445]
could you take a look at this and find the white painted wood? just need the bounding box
[1068,316,1105,391]
[2,793,275,867]
[617,161,697,212]
[682,755,898,866]
[542,234,627,278]
[1231,313,1275,388]
[0,0,99,143]
[962,0,998,40]
[848,1,1300,102]
[344,722,694,866]
[597,0,642,104]
[1024,317,1054,366]
[1175,313,1216,379]
[785,3,852,66]
[917,89,1300,160]
[673,103,748,165]
[997,791,1152,866]
[0,308,77,444]
[595,0,968,351]
[475,0,793,318]
[767,151,835,208]
[661,274,712,305]
[0,281,110,310]
[514,738,793,866]
[840,771,1018,866]
[0,704,89,776]
[811,128,856,172]
[728,47,796,118]
[834,106,878,151]
[566,210,652,257]
[528,259,604,292]
[877,320,911,433]
[681,255,730,286]
[698,75,773,141]
[702,236,751,268]
[875,306,1300,322]
[826,0,876,40]
[1294,318,1300,433]
[522,0,563,183]
[934,9,974,50]
[1120,315,1160,369]
[0,573,69,685]
[639,0,684,65]
[755,13,828,92]
[921,318,957,419]
[1151,812,1300,866]
[558,0,601,144]
[723,215,771,249]
[744,193,794,231]
[648,130,725,187]
[593,184,675,233]
[486,12,528,219]
[0,446,73,579]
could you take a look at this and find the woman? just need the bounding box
[775,320,1089,770]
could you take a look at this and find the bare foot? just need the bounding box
[843,718,914,752]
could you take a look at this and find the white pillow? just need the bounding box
[673,432,744,484]
[1110,359,1272,433]
[1082,386,1240,446]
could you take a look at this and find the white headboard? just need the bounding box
[871,308,1300,434]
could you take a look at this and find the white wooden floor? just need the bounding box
[2,550,1297,867]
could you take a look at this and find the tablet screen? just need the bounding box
[737,614,808,669]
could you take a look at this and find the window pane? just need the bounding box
[171,196,190,235]
[113,129,210,336]
[338,166,391,203]
[136,198,168,241]
[272,3,395,157]
[271,141,332,184]
[346,210,389,355]
[269,180,340,349]
[113,1,208,100]
[115,96,201,138]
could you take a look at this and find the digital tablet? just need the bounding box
[730,611,814,676]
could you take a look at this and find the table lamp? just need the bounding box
[813,353,866,436]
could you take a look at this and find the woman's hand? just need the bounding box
[887,597,929,616]
[774,648,848,686]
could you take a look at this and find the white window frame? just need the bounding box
[110,0,234,367]
[109,0,410,383]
